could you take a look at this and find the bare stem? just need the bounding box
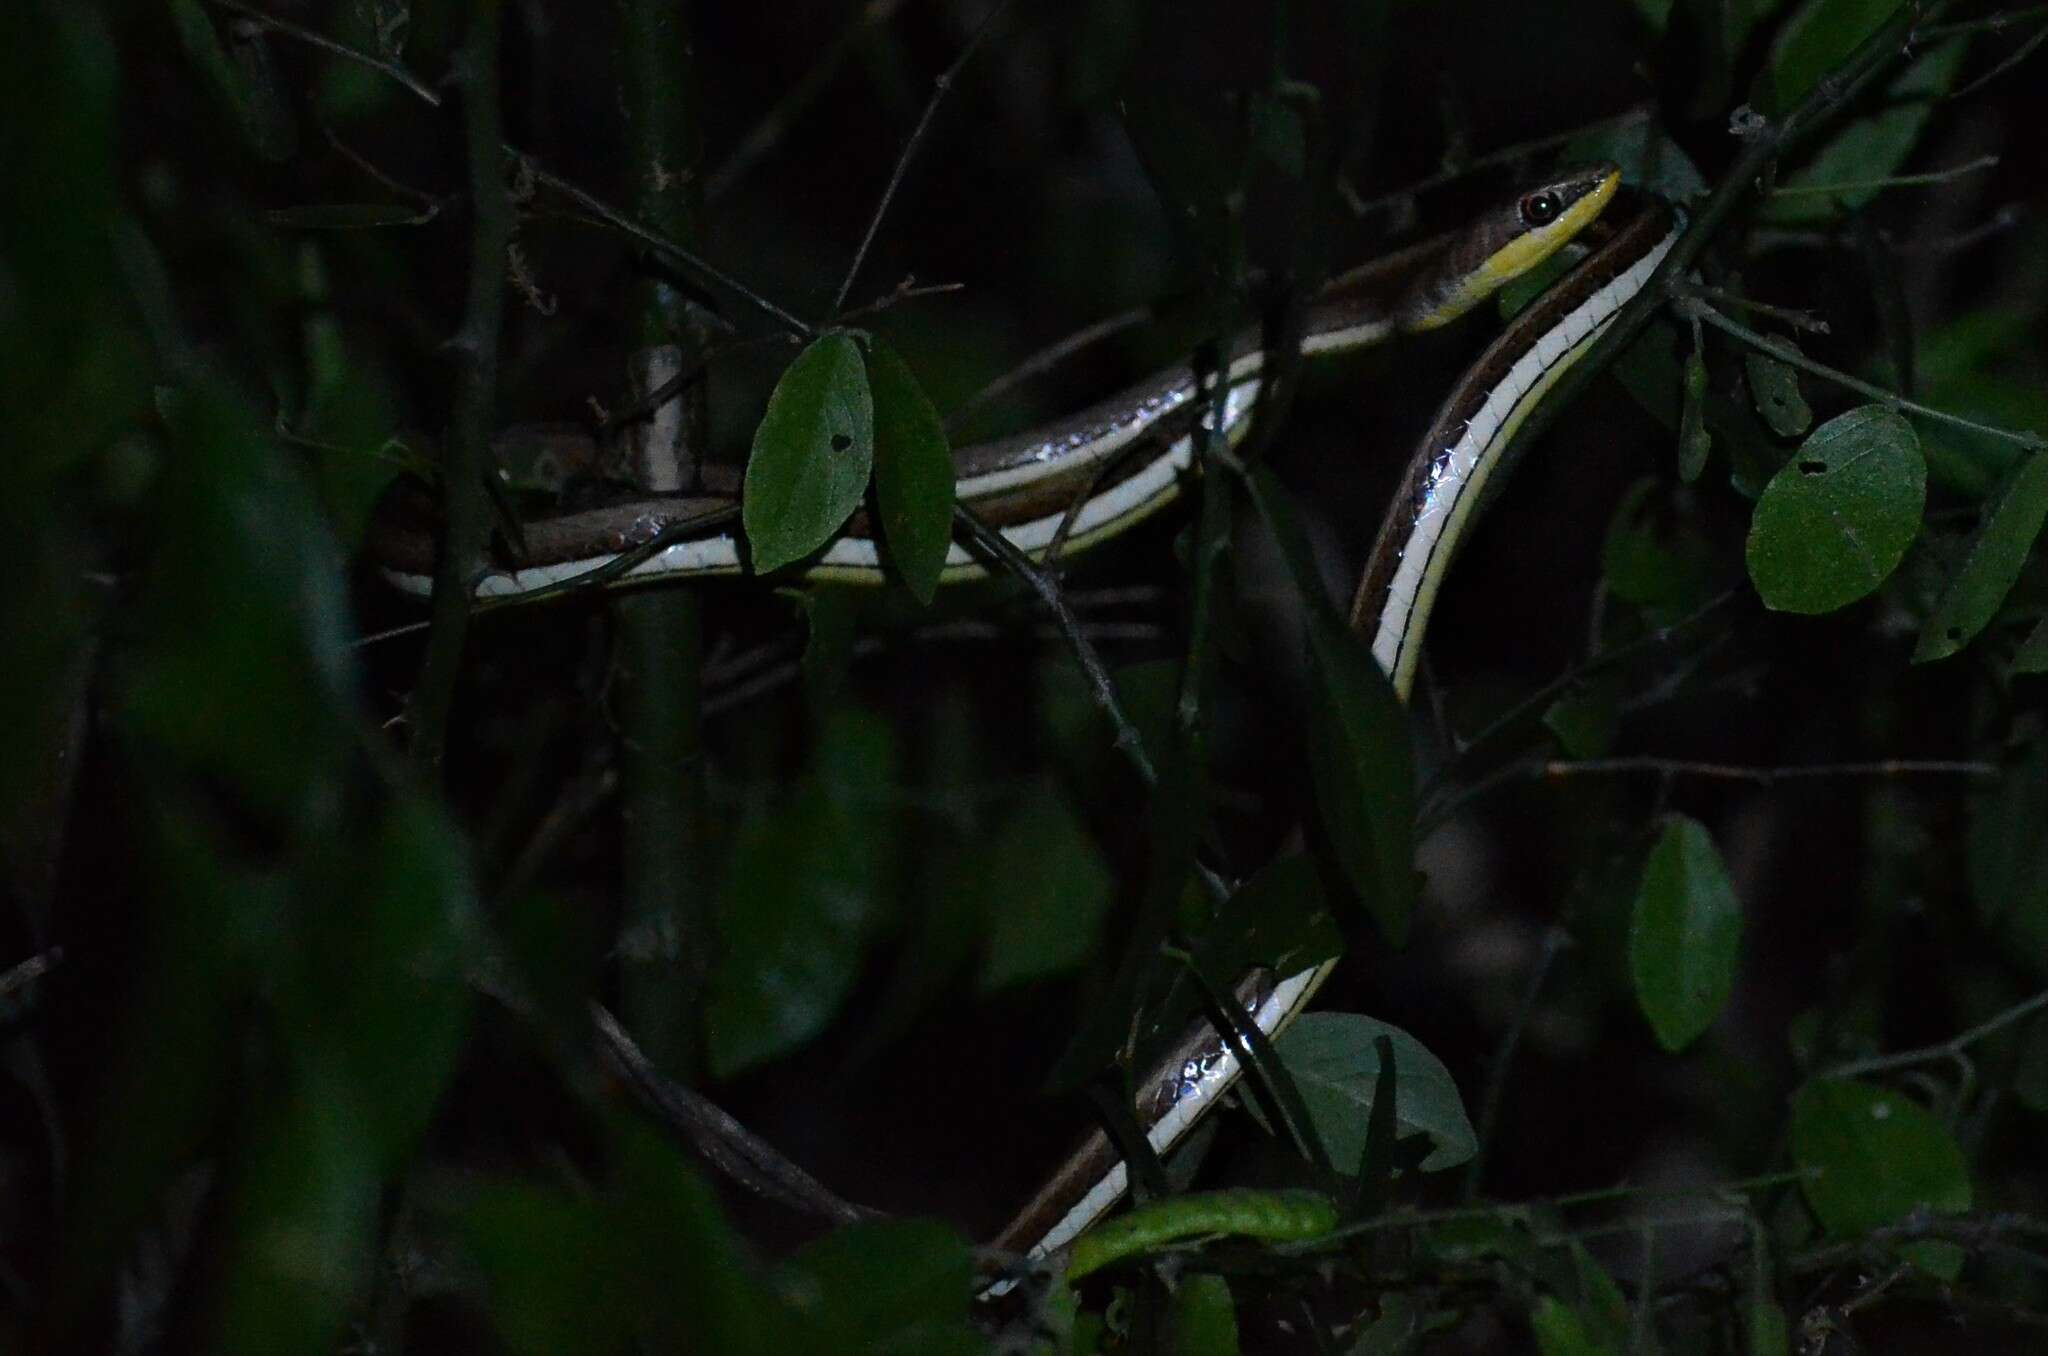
[406,2,507,771]
[831,0,1018,315]
[1690,302,2048,451]
[954,503,1159,787]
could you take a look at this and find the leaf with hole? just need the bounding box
[1744,405,1924,614]
[1793,1078,1971,1277]
[743,333,874,574]
[864,338,954,604]
[1629,816,1742,1051]
[1744,348,1811,438]
[1913,451,2048,663]
[1272,1012,1476,1172]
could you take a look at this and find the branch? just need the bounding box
[1689,301,2048,451]
[707,0,911,200]
[204,0,442,107]
[591,1003,878,1224]
[1767,152,1998,197]
[1821,986,2048,1083]
[954,503,1159,787]
[405,2,507,771]
[1539,756,1999,785]
[831,0,1018,315]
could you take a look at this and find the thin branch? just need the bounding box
[1787,1209,2048,1273]
[707,0,912,200]
[406,2,507,771]
[0,947,63,1004]
[831,0,1018,315]
[1822,987,2048,1081]
[205,0,442,106]
[1949,13,2048,98]
[515,154,814,339]
[954,503,1158,787]
[1689,302,2048,451]
[1341,103,1653,219]
[944,303,1160,435]
[833,277,968,324]
[1769,153,1999,197]
[1674,282,1831,334]
[1539,755,1999,785]
[590,1003,878,1224]
[1462,927,1571,1202]
[1921,3,2048,37]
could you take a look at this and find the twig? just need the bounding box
[1769,153,1999,196]
[1689,302,2048,451]
[1490,0,1958,504]
[1821,986,2048,1083]
[1540,756,1998,785]
[954,503,1158,787]
[590,1003,878,1224]
[1787,1209,2048,1273]
[204,0,442,106]
[1673,282,1831,334]
[707,0,912,200]
[0,947,63,1004]
[1949,13,2048,98]
[831,0,1019,315]
[1749,202,2028,257]
[1462,927,1571,1202]
[944,303,1161,434]
[406,3,507,770]
[1341,104,1654,219]
[515,154,814,339]
[1922,3,2048,38]
[835,278,967,324]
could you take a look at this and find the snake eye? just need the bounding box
[1521,191,1562,227]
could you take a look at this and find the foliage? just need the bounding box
[4,0,2048,1353]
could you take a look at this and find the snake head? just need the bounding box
[1405,160,1623,330]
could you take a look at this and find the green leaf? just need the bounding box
[977,785,1114,992]
[1629,816,1743,1051]
[1764,0,1896,114]
[1066,1189,1339,1281]
[1744,349,1812,438]
[705,781,882,1078]
[1167,1273,1240,1356]
[775,1219,979,1354]
[1792,1079,1971,1276]
[1530,1295,1614,1356]
[1603,478,1714,613]
[1750,1300,1791,1356]
[1349,1292,1423,1354]
[786,586,856,713]
[866,338,955,604]
[2015,615,2048,675]
[1913,452,2048,662]
[1544,676,1621,760]
[1271,1012,1477,1172]
[1242,467,1416,940]
[1679,343,1712,482]
[744,333,875,573]
[169,0,296,161]
[1767,37,1966,223]
[1744,405,1925,614]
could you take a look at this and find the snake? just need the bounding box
[365,161,1681,1280]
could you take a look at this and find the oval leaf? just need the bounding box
[1914,451,2048,663]
[1629,816,1742,1051]
[1271,1012,1477,1172]
[744,333,874,574]
[1744,348,1812,438]
[1167,1274,1240,1356]
[1745,404,1925,614]
[976,785,1113,993]
[2014,616,2048,676]
[864,339,954,604]
[1793,1079,1970,1272]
